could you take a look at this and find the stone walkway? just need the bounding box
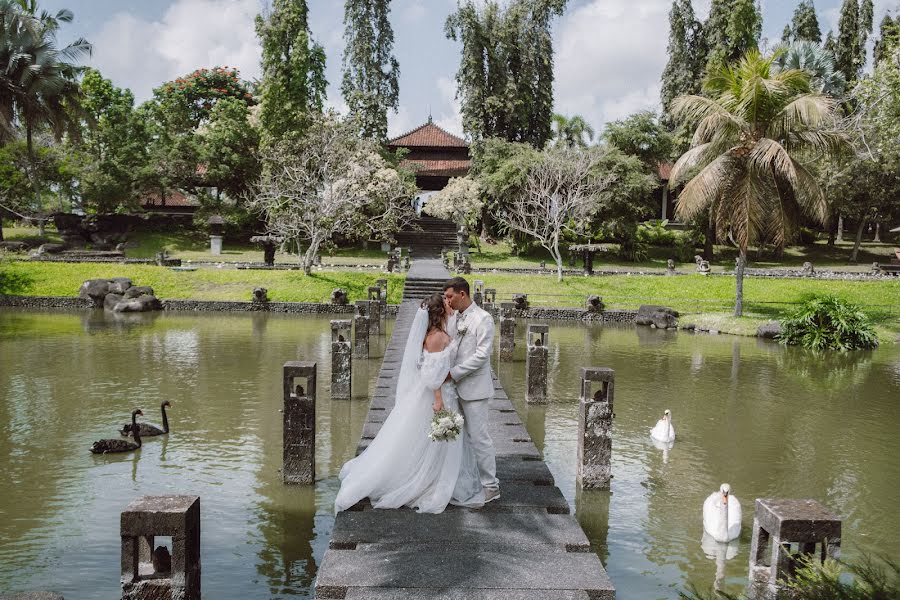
[316,260,614,599]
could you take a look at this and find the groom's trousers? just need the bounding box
[459,397,499,491]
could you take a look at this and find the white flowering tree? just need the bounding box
[422,176,482,228]
[248,112,416,274]
[497,146,613,281]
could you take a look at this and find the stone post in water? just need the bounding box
[120,495,201,600]
[747,498,842,599]
[499,302,516,361]
[353,301,370,358]
[473,280,484,306]
[483,288,496,315]
[366,287,382,335]
[376,278,388,310]
[526,324,549,404]
[282,361,316,484]
[330,320,352,400]
[577,367,615,490]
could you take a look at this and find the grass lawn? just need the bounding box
[0,261,406,304]
[455,271,900,337]
[464,239,897,272]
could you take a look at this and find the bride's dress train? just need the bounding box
[334,309,484,514]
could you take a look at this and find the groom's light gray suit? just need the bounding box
[450,302,499,492]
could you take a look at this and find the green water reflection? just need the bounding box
[1,309,897,599]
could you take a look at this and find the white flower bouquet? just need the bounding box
[429,409,465,442]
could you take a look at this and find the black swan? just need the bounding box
[120,401,171,437]
[92,409,143,454]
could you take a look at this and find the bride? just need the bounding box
[334,293,485,513]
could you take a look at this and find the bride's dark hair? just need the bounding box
[421,293,447,334]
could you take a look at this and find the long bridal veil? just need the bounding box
[334,308,432,511]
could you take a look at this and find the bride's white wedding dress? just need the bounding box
[334,308,485,514]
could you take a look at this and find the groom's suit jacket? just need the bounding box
[449,303,495,401]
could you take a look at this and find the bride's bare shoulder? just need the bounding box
[423,329,451,353]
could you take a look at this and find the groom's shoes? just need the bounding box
[484,487,501,504]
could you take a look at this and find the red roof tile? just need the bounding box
[400,158,471,177]
[389,121,468,148]
[141,189,200,208]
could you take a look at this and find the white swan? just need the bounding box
[650,409,675,443]
[703,483,742,542]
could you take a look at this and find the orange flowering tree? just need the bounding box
[153,67,255,128]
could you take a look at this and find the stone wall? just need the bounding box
[500,307,636,323]
[0,295,94,309]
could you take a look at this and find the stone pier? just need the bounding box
[483,288,496,315]
[330,320,352,400]
[498,302,516,361]
[578,367,615,490]
[282,361,316,484]
[367,287,382,335]
[316,258,615,600]
[353,301,370,358]
[526,324,549,404]
[120,495,200,600]
[748,498,841,598]
[473,279,484,306]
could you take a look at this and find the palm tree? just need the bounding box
[551,113,595,147]
[669,50,848,316]
[0,0,90,233]
[773,40,847,97]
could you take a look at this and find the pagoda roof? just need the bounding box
[388,120,468,148]
[400,157,470,177]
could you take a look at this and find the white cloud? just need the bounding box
[90,0,261,103]
[553,0,670,133]
[434,75,464,137]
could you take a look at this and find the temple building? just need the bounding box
[387,118,470,212]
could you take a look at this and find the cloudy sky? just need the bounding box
[47,0,899,138]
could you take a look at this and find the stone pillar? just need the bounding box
[330,320,352,400]
[748,498,842,599]
[457,225,468,259]
[577,367,615,490]
[209,235,222,256]
[525,324,549,404]
[353,301,370,358]
[836,215,844,242]
[367,287,382,335]
[498,302,516,361]
[282,361,316,484]
[121,495,200,600]
[483,288,496,315]
[473,280,485,306]
[376,278,388,311]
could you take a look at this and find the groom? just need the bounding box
[443,276,500,503]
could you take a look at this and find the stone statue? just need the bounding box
[331,288,348,305]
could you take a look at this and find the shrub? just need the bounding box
[779,295,879,351]
[637,219,677,246]
[680,555,899,600]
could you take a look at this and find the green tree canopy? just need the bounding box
[704,0,762,73]
[341,0,399,141]
[601,111,674,171]
[255,0,326,141]
[660,0,706,115]
[445,0,566,148]
[772,41,846,97]
[153,67,254,129]
[550,114,594,147]
[835,0,873,86]
[786,0,823,43]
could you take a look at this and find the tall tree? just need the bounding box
[255,0,326,141]
[790,0,822,43]
[874,14,899,65]
[660,0,706,115]
[445,0,566,148]
[601,111,673,170]
[0,0,90,234]
[669,51,848,316]
[341,0,399,141]
[704,0,762,73]
[835,0,873,85]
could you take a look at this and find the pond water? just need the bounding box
[1,309,898,599]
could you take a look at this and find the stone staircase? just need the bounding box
[401,277,447,303]
[395,216,458,258]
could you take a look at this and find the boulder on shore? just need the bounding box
[757,321,782,339]
[635,305,680,329]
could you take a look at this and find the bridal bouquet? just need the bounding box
[429,409,464,442]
